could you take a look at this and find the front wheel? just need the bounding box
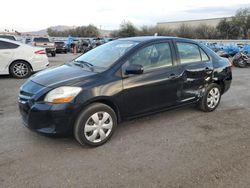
[74,103,117,147]
[198,83,221,112]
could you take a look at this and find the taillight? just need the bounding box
[35,50,46,54]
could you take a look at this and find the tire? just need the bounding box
[237,59,247,68]
[51,52,56,57]
[10,61,31,79]
[232,59,239,67]
[74,103,117,147]
[198,83,221,112]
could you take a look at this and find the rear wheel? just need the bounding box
[10,61,31,78]
[199,83,221,112]
[237,59,248,68]
[74,103,117,147]
[51,52,56,57]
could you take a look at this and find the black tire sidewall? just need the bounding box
[74,103,117,147]
[10,61,31,79]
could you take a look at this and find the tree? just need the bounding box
[47,25,99,37]
[195,24,219,39]
[233,8,250,39]
[217,19,231,39]
[175,24,194,38]
[117,21,139,37]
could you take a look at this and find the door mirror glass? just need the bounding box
[125,64,144,75]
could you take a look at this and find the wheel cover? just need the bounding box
[207,88,220,109]
[84,111,113,143]
[13,63,28,77]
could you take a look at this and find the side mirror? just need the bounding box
[125,64,144,75]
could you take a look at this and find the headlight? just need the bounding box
[44,86,82,103]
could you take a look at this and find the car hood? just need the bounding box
[30,64,97,87]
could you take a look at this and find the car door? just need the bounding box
[0,40,17,73]
[174,41,213,102]
[122,41,183,117]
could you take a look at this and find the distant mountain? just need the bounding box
[23,25,112,37]
[24,25,75,36]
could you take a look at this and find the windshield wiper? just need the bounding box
[74,60,94,71]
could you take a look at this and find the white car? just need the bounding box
[0,38,49,78]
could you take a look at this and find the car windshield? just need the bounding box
[55,42,64,45]
[34,38,50,42]
[74,40,138,69]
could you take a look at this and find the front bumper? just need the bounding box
[18,81,81,135]
[19,101,77,134]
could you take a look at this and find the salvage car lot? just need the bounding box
[0,53,250,187]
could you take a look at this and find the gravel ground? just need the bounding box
[0,53,250,188]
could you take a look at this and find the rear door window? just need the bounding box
[33,38,50,42]
[0,41,19,49]
[177,43,201,64]
[200,48,210,61]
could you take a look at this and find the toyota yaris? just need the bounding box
[18,37,232,146]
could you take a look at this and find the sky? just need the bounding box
[0,0,250,32]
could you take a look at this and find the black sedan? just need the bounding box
[18,36,232,146]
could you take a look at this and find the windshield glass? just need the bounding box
[34,38,50,42]
[74,40,138,68]
[55,42,65,45]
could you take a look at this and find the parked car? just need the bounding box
[31,37,56,57]
[55,41,67,53]
[0,34,17,41]
[0,38,49,78]
[18,36,232,146]
[232,51,250,68]
[77,39,93,53]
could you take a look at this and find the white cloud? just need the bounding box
[0,0,249,31]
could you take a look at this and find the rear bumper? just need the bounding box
[45,48,56,53]
[56,47,67,52]
[31,55,49,72]
[223,79,231,94]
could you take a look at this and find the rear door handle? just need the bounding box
[205,67,213,74]
[168,73,178,80]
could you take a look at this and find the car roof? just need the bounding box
[118,36,195,43]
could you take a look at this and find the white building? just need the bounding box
[157,17,232,29]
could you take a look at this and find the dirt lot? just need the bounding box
[0,53,250,188]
